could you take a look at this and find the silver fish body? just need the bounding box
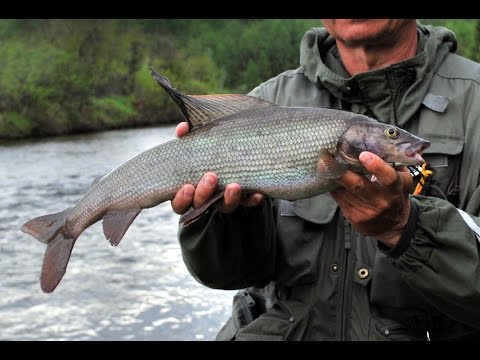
[20,69,430,293]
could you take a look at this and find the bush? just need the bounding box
[1,19,479,139]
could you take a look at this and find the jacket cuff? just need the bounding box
[377,199,419,259]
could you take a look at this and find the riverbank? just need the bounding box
[0,99,182,140]
[2,20,475,140]
[0,20,326,141]
[0,121,179,145]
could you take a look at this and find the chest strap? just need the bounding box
[457,209,480,243]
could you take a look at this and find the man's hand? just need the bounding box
[330,151,414,248]
[171,122,265,215]
[174,121,190,138]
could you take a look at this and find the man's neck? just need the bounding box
[337,26,419,77]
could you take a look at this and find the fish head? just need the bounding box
[336,118,430,171]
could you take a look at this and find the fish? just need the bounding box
[20,67,430,293]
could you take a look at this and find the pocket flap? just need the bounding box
[235,300,310,341]
[280,192,338,224]
[422,136,463,171]
[418,105,464,156]
[423,137,464,156]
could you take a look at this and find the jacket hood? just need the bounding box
[299,23,457,126]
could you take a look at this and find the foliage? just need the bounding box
[0,19,479,139]
[0,112,33,138]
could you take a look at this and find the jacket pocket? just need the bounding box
[416,106,465,203]
[275,193,338,286]
[369,315,427,341]
[420,137,463,204]
[280,192,338,224]
[216,289,264,341]
[235,299,310,341]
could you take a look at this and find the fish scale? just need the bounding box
[20,70,430,293]
[151,107,348,199]
[68,106,349,235]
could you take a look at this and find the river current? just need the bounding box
[0,126,235,341]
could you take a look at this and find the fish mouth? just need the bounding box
[405,140,430,163]
[392,140,430,167]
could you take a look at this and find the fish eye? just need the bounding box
[385,127,399,139]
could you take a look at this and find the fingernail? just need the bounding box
[227,187,239,198]
[203,174,215,187]
[183,187,194,198]
[360,152,373,165]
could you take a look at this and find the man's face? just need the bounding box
[321,19,416,47]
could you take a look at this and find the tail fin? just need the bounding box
[21,210,69,244]
[20,210,76,293]
[41,235,75,293]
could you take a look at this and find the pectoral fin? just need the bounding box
[179,191,225,226]
[317,150,348,179]
[102,208,142,246]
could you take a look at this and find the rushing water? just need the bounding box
[0,126,236,341]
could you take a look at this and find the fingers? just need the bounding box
[334,170,366,194]
[172,170,265,215]
[193,172,218,209]
[335,151,400,194]
[359,152,397,186]
[175,122,190,138]
[241,193,265,207]
[171,184,195,214]
[360,151,413,193]
[216,184,242,213]
[213,185,265,213]
[171,172,219,214]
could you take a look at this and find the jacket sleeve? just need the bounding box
[178,197,276,290]
[382,195,480,329]
[380,88,480,328]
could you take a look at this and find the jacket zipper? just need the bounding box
[336,219,354,340]
[335,101,355,341]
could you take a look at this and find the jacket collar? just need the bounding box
[300,23,457,126]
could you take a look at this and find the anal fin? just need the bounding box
[102,208,142,246]
[180,191,225,226]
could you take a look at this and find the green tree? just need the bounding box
[1,19,479,140]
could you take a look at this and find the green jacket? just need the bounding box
[179,24,480,340]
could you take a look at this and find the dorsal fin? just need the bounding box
[91,174,105,188]
[149,66,276,128]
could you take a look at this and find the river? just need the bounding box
[0,125,236,341]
